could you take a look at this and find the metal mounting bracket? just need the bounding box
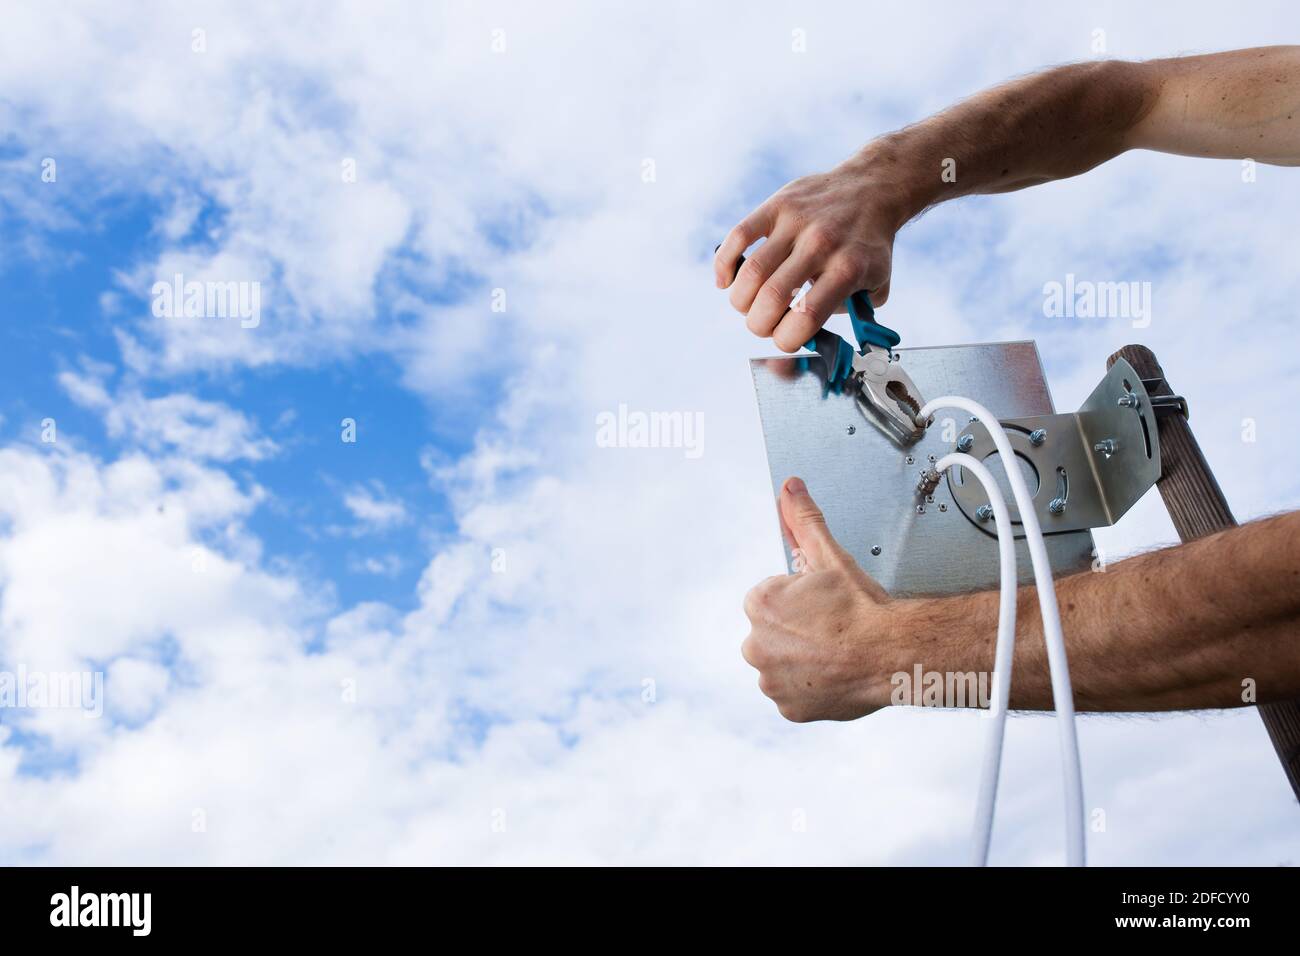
[948,358,1165,535]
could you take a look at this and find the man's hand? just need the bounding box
[716,47,1300,352]
[742,477,899,721]
[713,158,906,354]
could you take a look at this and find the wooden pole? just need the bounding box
[1108,344,1300,802]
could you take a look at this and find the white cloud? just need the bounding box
[59,369,276,462]
[2,0,1299,865]
[347,553,403,576]
[104,657,172,725]
[342,484,408,532]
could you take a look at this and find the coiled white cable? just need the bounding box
[920,396,1085,868]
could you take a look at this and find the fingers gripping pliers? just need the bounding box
[718,245,929,444]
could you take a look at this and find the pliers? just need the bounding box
[718,245,928,444]
[805,289,929,445]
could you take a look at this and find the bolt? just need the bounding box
[1029,428,1047,446]
[870,545,882,556]
[1094,438,1118,458]
[916,468,941,496]
[956,434,975,453]
[975,504,993,522]
[847,425,856,435]
[1048,497,1066,515]
[968,416,978,423]
[1117,393,1139,408]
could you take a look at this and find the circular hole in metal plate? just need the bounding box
[977,449,1041,505]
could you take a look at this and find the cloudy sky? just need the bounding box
[1,1,1297,864]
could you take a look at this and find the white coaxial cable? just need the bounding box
[919,396,1085,867]
[930,452,1016,866]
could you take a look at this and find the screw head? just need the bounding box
[915,504,926,515]
[905,456,914,465]
[1094,438,1118,457]
[938,503,948,512]
[956,434,975,453]
[975,504,993,522]
[870,545,882,556]
[847,425,856,435]
[1117,393,1138,408]
[1048,497,1066,515]
[1029,428,1047,446]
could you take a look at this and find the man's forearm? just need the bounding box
[897,510,1300,712]
[851,47,1300,229]
[851,59,1152,226]
[1127,46,1300,164]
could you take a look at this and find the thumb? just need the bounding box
[779,477,849,571]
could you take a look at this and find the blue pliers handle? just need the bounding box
[804,290,902,387]
[844,290,901,352]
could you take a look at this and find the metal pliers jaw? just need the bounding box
[805,290,929,445]
[849,343,929,444]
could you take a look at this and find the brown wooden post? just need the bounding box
[1108,344,1300,802]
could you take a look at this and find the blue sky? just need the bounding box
[1,1,1298,865]
[0,182,474,612]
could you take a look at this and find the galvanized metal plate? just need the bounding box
[751,342,1096,597]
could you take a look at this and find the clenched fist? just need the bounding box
[742,477,906,722]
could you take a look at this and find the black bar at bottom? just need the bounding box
[0,865,1286,941]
